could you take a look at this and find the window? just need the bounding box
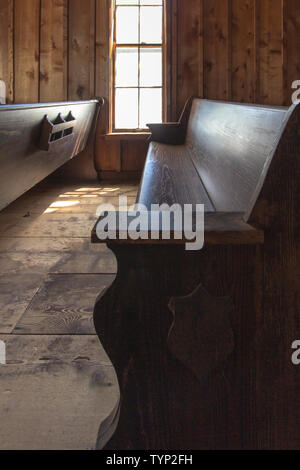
[112,0,164,131]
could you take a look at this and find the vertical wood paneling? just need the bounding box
[0,1,297,108]
[231,0,256,103]
[0,0,299,175]
[40,0,68,102]
[95,0,121,172]
[62,0,98,180]
[203,0,230,100]
[68,0,95,100]
[283,0,300,106]
[176,0,203,115]
[257,0,284,105]
[95,0,109,109]
[0,0,13,103]
[165,0,178,120]
[95,139,121,172]
[165,0,176,121]
[171,0,178,121]
[14,0,40,103]
[121,141,148,172]
[198,0,204,100]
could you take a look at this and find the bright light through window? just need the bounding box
[114,0,163,130]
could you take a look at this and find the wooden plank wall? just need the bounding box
[173,0,299,117]
[40,0,68,102]
[0,0,300,177]
[14,0,40,103]
[0,0,13,103]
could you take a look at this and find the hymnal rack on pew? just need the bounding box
[38,111,76,151]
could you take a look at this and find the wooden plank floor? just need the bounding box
[14,274,115,335]
[0,179,138,450]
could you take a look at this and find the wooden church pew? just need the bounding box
[92,97,300,450]
[0,99,103,211]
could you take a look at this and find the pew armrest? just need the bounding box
[147,123,185,145]
[147,96,194,145]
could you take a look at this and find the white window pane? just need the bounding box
[140,88,162,128]
[117,0,162,4]
[140,48,162,87]
[140,0,162,4]
[115,89,139,129]
[116,6,139,44]
[140,6,163,44]
[116,48,138,87]
[117,0,138,4]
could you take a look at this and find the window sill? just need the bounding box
[104,132,151,142]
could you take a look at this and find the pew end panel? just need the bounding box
[93,237,264,449]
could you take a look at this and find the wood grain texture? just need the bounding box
[0,334,118,450]
[0,100,99,210]
[172,0,296,108]
[168,284,234,382]
[0,212,99,238]
[176,0,203,114]
[283,0,300,106]
[92,98,300,449]
[96,138,122,172]
[95,0,109,105]
[40,0,68,102]
[0,274,43,333]
[14,0,40,103]
[94,244,207,450]
[137,141,215,211]
[164,0,176,120]
[93,243,261,449]
[0,237,117,275]
[68,0,95,100]
[1,0,299,177]
[14,274,115,335]
[0,2,298,109]
[0,180,135,450]
[165,0,178,121]
[203,0,230,100]
[0,0,13,103]
[136,98,291,217]
[94,0,122,173]
[231,0,256,103]
[121,141,148,173]
[245,104,300,449]
[186,99,289,213]
[257,0,284,105]
[94,0,121,173]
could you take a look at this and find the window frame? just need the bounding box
[110,0,166,133]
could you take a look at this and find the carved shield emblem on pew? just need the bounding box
[168,285,234,382]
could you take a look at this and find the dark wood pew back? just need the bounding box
[186,99,292,214]
[142,98,298,224]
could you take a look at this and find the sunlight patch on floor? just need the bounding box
[43,200,80,214]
